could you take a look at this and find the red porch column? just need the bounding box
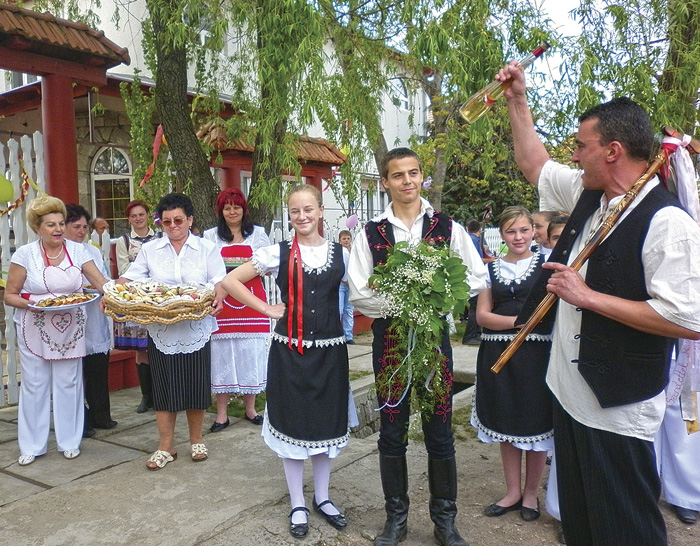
[41,74,79,204]
[220,165,242,190]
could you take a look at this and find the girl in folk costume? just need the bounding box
[203,189,270,430]
[114,200,160,413]
[471,206,553,521]
[222,184,356,538]
[4,195,109,465]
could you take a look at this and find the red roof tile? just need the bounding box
[0,3,130,68]
[227,135,346,166]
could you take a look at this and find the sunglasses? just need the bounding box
[161,217,187,227]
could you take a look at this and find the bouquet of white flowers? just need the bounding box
[369,240,470,414]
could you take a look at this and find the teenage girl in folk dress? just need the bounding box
[471,206,553,521]
[222,184,354,538]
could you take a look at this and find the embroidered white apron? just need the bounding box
[22,247,87,360]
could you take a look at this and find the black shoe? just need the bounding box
[673,504,699,524]
[313,497,347,529]
[245,414,263,425]
[346,339,356,345]
[94,420,118,429]
[483,498,522,517]
[520,499,540,521]
[82,427,96,439]
[289,506,309,538]
[209,418,230,433]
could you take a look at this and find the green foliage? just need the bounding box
[119,75,171,217]
[369,241,469,415]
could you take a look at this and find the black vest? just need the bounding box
[365,211,453,267]
[519,184,681,408]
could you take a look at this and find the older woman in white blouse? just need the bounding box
[118,193,225,470]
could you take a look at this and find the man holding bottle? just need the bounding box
[497,62,700,545]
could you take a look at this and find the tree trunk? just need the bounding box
[149,0,220,231]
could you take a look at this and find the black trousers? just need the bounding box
[462,295,480,340]
[372,318,455,459]
[83,351,112,427]
[553,400,666,546]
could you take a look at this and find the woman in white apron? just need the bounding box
[4,195,109,466]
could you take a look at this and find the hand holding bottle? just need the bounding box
[459,43,549,124]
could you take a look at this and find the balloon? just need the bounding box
[346,214,358,229]
[0,174,15,203]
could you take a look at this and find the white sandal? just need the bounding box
[64,449,80,460]
[146,450,177,470]
[18,454,36,466]
[191,443,208,462]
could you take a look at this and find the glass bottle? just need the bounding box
[459,43,550,124]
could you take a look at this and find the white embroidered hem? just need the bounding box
[271,332,346,348]
[470,406,553,448]
[262,409,348,460]
[481,332,552,342]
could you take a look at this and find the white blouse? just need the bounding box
[122,232,226,354]
[252,241,349,282]
[203,224,270,251]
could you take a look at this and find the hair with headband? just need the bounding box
[215,188,254,241]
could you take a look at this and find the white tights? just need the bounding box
[282,454,340,524]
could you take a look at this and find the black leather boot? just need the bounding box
[135,363,153,413]
[375,454,409,546]
[428,457,469,546]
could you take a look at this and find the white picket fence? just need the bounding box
[1,133,44,406]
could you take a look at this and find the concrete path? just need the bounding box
[0,337,479,545]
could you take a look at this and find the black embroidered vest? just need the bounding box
[365,211,453,267]
[518,184,681,408]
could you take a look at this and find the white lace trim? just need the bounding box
[470,395,554,444]
[271,332,346,348]
[481,332,552,342]
[266,419,350,449]
[286,240,335,275]
[211,332,270,340]
[251,256,265,277]
[492,250,541,286]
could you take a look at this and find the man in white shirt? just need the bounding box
[349,147,487,546]
[497,64,700,545]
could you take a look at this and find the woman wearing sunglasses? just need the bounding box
[117,193,226,470]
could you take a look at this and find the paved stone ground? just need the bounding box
[0,335,698,545]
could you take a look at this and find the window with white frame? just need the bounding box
[360,178,389,220]
[388,78,409,110]
[10,72,38,89]
[91,147,133,236]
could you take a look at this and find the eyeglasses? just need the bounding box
[161,217,186,227]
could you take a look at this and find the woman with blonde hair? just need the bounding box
[4,194,109,465]
[471,205,553,521]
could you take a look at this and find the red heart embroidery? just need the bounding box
[51,313,72,333]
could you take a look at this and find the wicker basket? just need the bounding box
[103,281,215,325]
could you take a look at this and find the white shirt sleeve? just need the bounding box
[251,244,281,278]
[538,159,584,214]
[450,221,488,297]
[348,231,383,318]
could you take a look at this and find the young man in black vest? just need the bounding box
[348,148,487,546]
[497,64,700,545]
